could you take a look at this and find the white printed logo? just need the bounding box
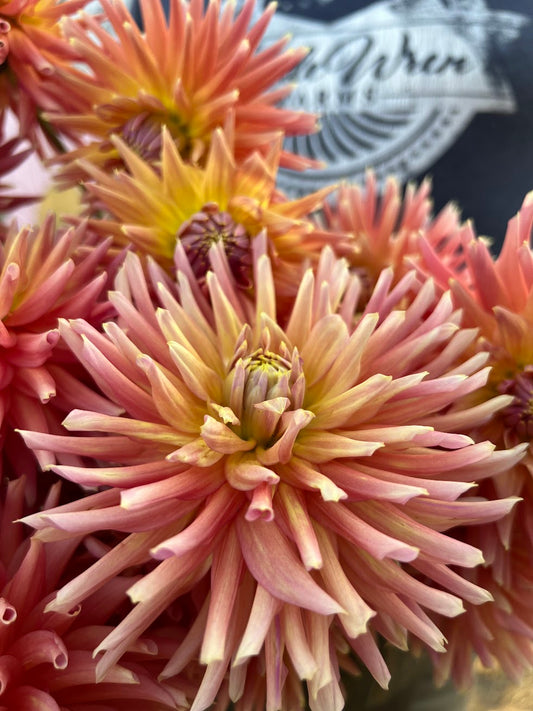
[258,0,528,192]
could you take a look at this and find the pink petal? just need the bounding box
[9,629,68,670]
[310,499,419,563]
[151,486,243,559]
[201,415,256,454]
[275,484,323,570]
[234,584,281,666]
[349,633,390,689]
[201,526,244,664]
[292,431,383,463]
[257,409,315,465]
[225,452,279,491]
[281,604,318,680]
[315,524,375,639]
[236,515,344,615]
[245,482,275,522]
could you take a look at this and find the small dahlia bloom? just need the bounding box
[323,172,469,304]
[78,127,335,287]
[20,245,523,709]
[0,476,186,709]
[50,0,318,185]
[0,0,87,145]
[0,217,114,477]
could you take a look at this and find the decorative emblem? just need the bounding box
[255,0,528,193]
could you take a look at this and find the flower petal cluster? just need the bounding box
[0,217,114,475]
[0,476,187,709]
[78,127,335,287]
[20,244,523,709]
[4,0,532,704]
[429,527,533,690]
[0,0,87,144]
[422,195,533,552]
[323,172,469,304]
[50,0,318,185]
[414,194,533,684]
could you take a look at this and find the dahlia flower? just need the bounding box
[0,0,87,146]
[78,127,335,284]
[20,243,524,709]
[0,475,187,709]
[323,172,469,304]
[50,0,318,186]
[423,194,533,562]
[0,217,115,480]
[412,195,533,685]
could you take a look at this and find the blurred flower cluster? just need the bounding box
[1,1,533,709]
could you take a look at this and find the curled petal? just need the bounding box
[245,483,275,522]
[225,452,279,491]
[201,415,256,454]
[9,630,68,670]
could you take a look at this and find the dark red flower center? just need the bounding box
[498,367,533,440]
[120,113,163,163]
[177,203,252,285]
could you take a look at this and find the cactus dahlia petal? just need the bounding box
[0,0,88,145]
[21,245,521,710]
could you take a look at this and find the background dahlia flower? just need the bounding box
[49,0,318,186]
[77,127,335,289]
[413,194,533,686]
[421,194,533,562]
[0,216,116,484]
[0,0,87,147]
[428,528,533,691]
[323,172,470,305]
[0,475,187,710]
[20,244,524,710]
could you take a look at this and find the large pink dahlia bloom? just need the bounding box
[0,476,187,709]
[21,245,523,709]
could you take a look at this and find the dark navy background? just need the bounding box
[132,0,533,250]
